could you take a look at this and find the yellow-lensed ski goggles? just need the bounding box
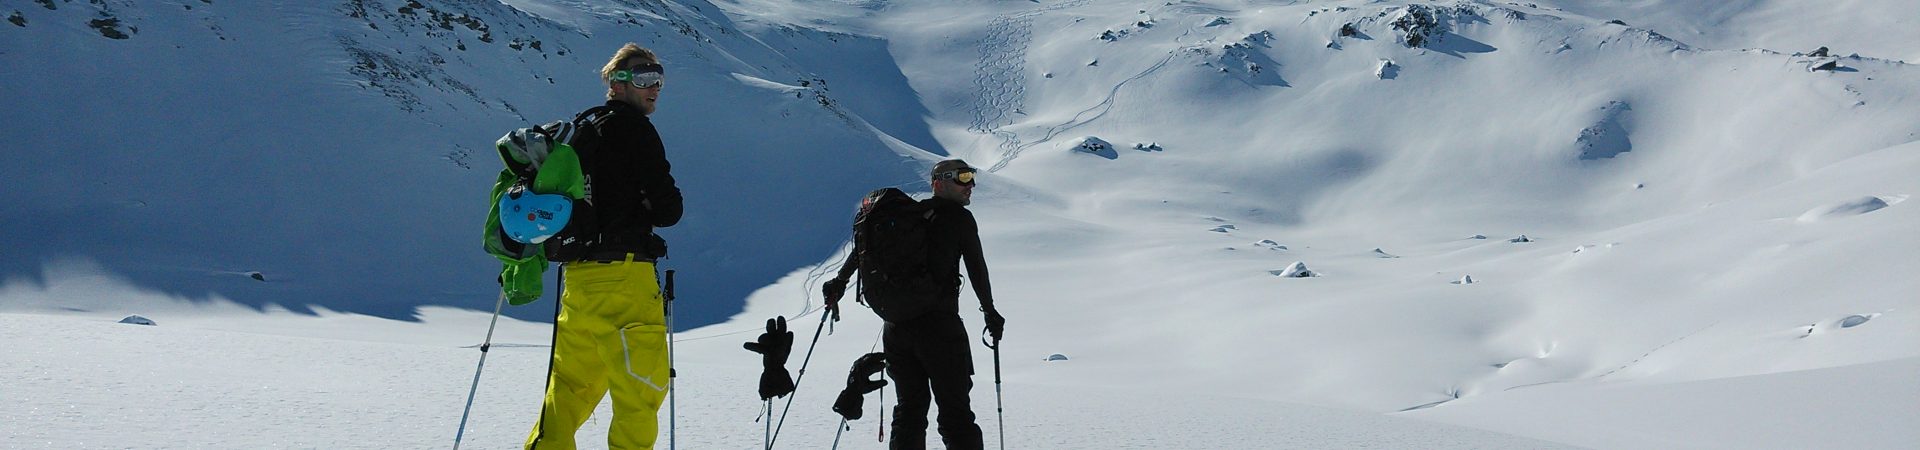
[936,168,977,186]
[612,63,664,89]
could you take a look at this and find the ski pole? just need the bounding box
[452,291,509,450]
[877,379,886,443]
[994,343,1004,450]
[831,418,848,449]
[664,269,677,450]
[984,328,1004,450]
[766,311,832,449]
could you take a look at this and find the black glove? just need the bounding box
[823,278,849,321]
[832,353,888,421]
[742,316,796,400]
[983,307,1006,342]
[824,277,850,308]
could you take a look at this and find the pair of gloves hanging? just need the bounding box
[742,316,889,421]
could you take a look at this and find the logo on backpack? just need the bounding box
[852,188,947,323]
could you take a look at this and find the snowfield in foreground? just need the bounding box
[0,312,1579,449]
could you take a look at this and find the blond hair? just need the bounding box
[601,43,659,99]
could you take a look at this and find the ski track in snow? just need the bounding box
[987,51,1178,173]
[968,13,1032,134]
[972,12,1031,169]
[987,12,1193,172]
[1590,321,1722,381]
[965,0,1093,172]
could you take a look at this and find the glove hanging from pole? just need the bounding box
[832,352,888,420]
[742,316,796,400]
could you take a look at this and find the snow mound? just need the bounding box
[1372,248,1401,258]
[1252,239,1288,251]
[1803,313,1884,337]
[1571,243,1618,254]
[118,315,156,326]
[1071,136,1117,159]
[1510,235,1535,243]
[1271,261,1318,278]
[1576,101,1633,161]
[1451,275,1476,285]
[1797,196,1893,222]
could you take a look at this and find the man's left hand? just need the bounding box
[983,308,1006,342]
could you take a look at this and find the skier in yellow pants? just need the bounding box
[525,256,671,449]
[521,42,683,450]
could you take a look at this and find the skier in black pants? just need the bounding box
[824,159,1007,450]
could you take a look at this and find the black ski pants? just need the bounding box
[884,314,983,450]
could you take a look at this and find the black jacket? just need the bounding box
[922,197,994,312]
[579,100,682,256]
[836,196,994,318]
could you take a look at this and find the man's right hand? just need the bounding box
[822,278,848,320]
[823,278,848,303]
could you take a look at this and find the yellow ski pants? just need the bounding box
[525,258,671,450]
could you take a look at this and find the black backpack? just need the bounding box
[852,188,946,323]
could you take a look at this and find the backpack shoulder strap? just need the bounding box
[573,105,618,138]
[913,199,939,220]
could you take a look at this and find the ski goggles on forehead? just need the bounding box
[613,63,664,89]
[936,168,977,186]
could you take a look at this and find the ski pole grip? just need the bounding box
[664,270,676,302]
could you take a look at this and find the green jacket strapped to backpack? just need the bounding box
[484,119,588,305]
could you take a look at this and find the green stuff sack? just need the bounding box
[486,169,550,305]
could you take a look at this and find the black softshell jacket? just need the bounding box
[582,100,682,256]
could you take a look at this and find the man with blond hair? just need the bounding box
[525,42,683,450]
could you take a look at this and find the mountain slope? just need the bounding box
[1,0,933,327]
[713,0,1920,444]
[4,0,1917,448]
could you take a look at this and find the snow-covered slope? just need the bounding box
[717,0,1920,447]
[1538,0,1920,63]
[4,0,1917,448]
[0,0,929,327]
[0,312,1582,448]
